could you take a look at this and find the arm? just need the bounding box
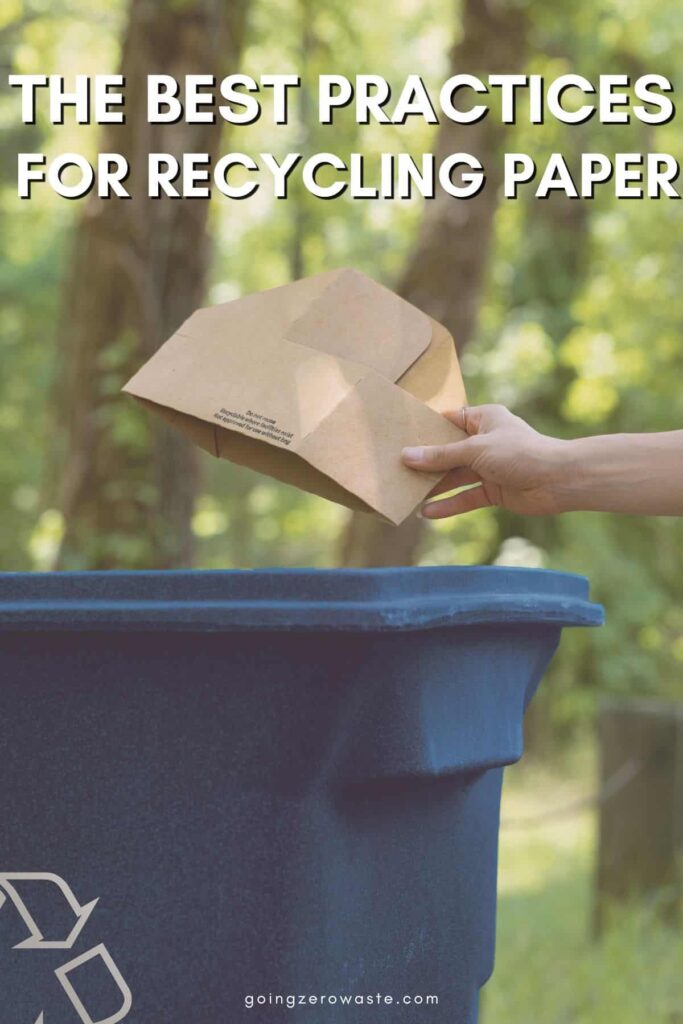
[401,404,683,519]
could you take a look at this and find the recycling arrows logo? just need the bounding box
[0,872,133,1024]
[0,873,98,950]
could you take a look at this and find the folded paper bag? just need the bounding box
[122,268,467,525]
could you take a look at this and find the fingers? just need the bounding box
[421,485,492,519]
[427,466,481,498]
[445,406,474,433]
[402,439,476,473]
[402,404,515,475]
[444,403,513,435]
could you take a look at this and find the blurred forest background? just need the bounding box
[0,0,681,1019]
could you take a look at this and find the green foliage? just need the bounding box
[0,0,125,569]
[445,0,683,731]
[0,0,681,726]
[488,847,683,1022]
[486,751,683,1022]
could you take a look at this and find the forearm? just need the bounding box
[553,431,683,515]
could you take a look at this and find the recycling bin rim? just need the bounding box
[0,566,604,633]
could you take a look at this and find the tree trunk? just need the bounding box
[594,696,683,932]
[56,0,248,569]
[340,0,528,568]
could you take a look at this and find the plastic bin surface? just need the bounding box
[0,567,603,1023]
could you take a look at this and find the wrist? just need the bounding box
[549,435,628,513]
[543,438,588,513]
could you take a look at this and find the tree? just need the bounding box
[55,0,249,569]
[340,0,529,567]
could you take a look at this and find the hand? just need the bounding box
[402,404,569,519]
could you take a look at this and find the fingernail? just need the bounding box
[402,446,425,463]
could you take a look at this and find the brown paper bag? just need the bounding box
[123,268,467,525]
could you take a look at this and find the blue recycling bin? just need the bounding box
[0,567,602,1024]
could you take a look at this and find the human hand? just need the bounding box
[402,404,570,519]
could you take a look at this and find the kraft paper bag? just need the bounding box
[123,268,467,525]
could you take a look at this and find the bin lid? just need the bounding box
[0,567,603,632]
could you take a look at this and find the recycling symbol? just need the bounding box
[0,872,133,1024]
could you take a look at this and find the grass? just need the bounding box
[481,745,683,1023]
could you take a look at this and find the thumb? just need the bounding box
[402,437,478,473]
